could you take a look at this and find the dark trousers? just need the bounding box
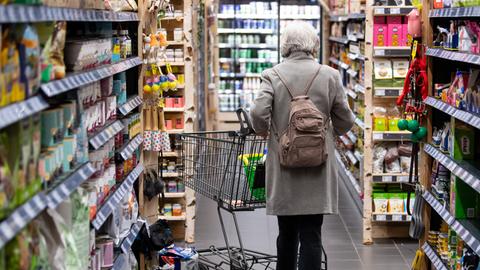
[276,214,324,270]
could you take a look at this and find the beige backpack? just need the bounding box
[273,65,329,168]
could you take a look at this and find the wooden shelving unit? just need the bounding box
[327,3,367,231]
[138,0,196,247]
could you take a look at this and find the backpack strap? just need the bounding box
[273,64,322,97]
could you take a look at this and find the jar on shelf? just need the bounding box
[163,203,173,216]
[173,28,183,42]
[172,204,182,216]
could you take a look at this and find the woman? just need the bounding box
[250,21,355,270]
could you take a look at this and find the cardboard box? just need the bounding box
[387,16,403,46]
[373,17,387,47]
[450,122,475,160]
[451,175,480,219]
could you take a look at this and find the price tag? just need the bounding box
[398,176,409,182]
[376,214,387,221]
[382,176,393,182]
[390,8,400,14]
[373,133,383,140]
[375,89,385,96]
[392,214,403,221]
[375,8,385,15]
[375,49,385,56]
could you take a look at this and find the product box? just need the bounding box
[450,175,480,219]
[173,97,184,108]
[374,60,393,87]
[450,122,475,160]
[433,0,444,8]
[373,17,387,47]
[402,23,412,46]
[387,16,403,46]
[392,59,409,87]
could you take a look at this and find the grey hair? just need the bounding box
[280,21,320,58]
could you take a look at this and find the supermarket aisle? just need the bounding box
[194,177,418,270]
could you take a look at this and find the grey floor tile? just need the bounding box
[192,173,415,269]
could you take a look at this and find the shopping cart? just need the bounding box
[176,109,327,270]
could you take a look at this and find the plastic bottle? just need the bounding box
[124,30,132,57]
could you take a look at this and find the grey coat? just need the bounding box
[250,52,354,216]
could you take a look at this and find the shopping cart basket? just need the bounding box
[176,109,326,270]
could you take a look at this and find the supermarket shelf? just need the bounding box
[120,220,144,254]
[329,57,349,70]
[159,214,186,221]
[162,151,179,157]
[119,96,142,116]
[89,120,125,150]
[219,72,262,78]
[423,190,456,226]
[329,36,350,45]
[424,144,480,193]
[219,58,278,64]
[217,13,320,20]
[217,28,275,34]
[373,6,415,16]
[429,6,480,18]
[372,131,411,141]
[0,192,47,249]
[329,13,366,21]
[163,172,180,178]
[372,213,411,222]
[335,150,362,214]
[41,57,141,97]
[425,96,480,130]
[373,46,411,57]
[159,61,185,66]
[339,135,353,147]
[0,96,49,130]
[354,150,363,162]
[348,52,366,61]
[354,84,366,94]
[372,173,410,183]
[92,163,144,230]
[281,14,320,20]
[374,87,402,97]
[160,15,184,21]
[218,43,277,49]
[46,162,96,209]
[346,130,358,143]
[112,254,126,270]
[217,13,277,19]
[0,5,138,23]
[422,242,449,270]
[167,41,184,46]
[164,192,186,198]
[345,150,359,165]
[423,189,480,255]
[347,69,358,77]
[346,88,358,99]
[119,134,143,160]
[426,48,480,66]
[164,107,185,112]
[354,117,365,130]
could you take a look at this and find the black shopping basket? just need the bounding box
[176,109,327,270]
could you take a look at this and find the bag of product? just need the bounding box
[388,193,405,213]
[373,193,389,213]
[373,144,387,174]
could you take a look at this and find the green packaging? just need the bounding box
[450,174,480,219]
[451,122,475,160]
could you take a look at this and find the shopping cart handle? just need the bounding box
[236,108,254,136]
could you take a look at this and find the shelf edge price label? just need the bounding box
[390,8,400,14]
[375,214,387,221]
[392,214,403,221]
[382,176,393,182]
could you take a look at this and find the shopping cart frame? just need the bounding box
[177,109,327,270]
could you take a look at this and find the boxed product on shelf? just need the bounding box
[450,122,475,161]
[392,59,408,87]
[64,38,112,72]
[387,16,402,47]
[373,17,387,47]
[374,60,393,86]
[450,175,480,219]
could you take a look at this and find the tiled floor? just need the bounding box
[193,177,418,270]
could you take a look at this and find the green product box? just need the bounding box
[450,122,475,161]
[450,174,480,219]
